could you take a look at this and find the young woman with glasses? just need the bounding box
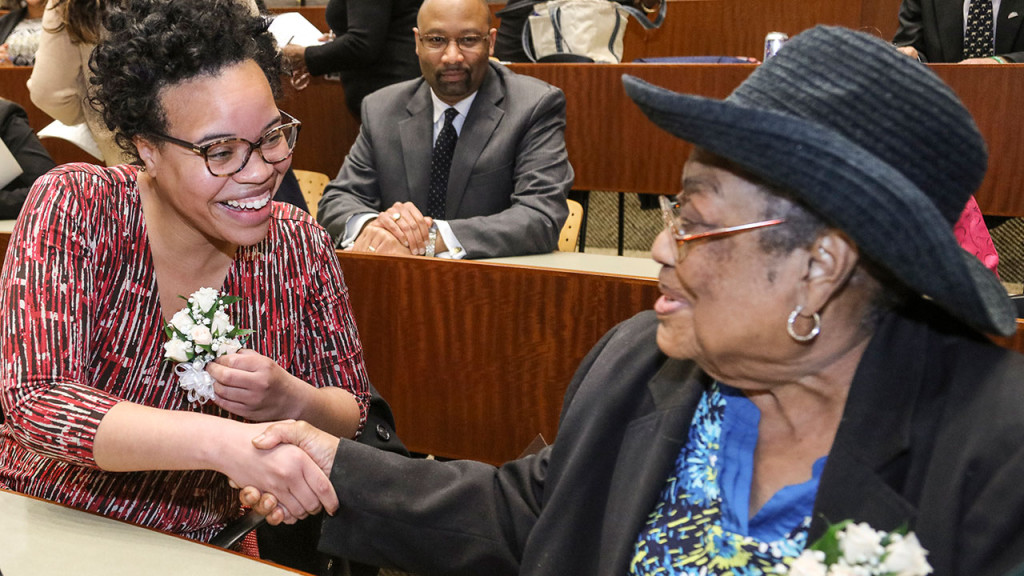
[0,0,369,553]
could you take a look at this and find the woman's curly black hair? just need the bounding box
[89,0,282,164]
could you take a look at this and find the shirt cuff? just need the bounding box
[434,220,466,259]
[340,213,378,249]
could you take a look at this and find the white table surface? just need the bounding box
[480,251,659,279]
[0,488,298,575]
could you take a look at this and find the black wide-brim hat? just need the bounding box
[623,25,1016,336]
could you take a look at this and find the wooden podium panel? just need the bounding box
[508,62,752,195]
[509,62,1024,216]
[336,251,661,465]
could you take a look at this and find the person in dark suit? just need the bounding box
[894,0,1024,62]
[243,26,1024,576]
[316,0,573,260]
[0,98,55,219]
[279,0,423,119]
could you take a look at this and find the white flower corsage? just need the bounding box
[779,520,933,576]
[163,287,252,405]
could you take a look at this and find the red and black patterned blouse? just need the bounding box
[0,163,371,542]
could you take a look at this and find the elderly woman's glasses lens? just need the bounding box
[659,195,786,261]
[152,110,301,177]
[418,34,486,51]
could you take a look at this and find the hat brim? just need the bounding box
[622,74,1016,336]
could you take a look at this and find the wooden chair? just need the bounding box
[559,198,584,252]
[292,169,330,219]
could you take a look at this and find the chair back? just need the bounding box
[292,169,330,219]
[559,198,584,251]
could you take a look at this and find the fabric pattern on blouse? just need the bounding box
[630,382,811,575]
[0,163,371,542]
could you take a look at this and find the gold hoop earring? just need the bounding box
[787,305,821,342]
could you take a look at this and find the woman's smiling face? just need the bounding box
[139,59,291,250]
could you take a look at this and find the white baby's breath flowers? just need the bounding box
[213,337,243,356]
[163,288,251,404]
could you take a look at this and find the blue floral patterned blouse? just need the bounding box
[629,382,826,575]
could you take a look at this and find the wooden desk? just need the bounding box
[277,2,906,63]
[0,488,300,575]
[482,250,659,277]
[507,63,1024,217]
[337,251,661,464]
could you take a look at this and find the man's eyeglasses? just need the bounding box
[418,33,487,51]
[659,195,785,261]
[151,110,301,177]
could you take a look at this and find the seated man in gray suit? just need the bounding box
[316,0,574,259]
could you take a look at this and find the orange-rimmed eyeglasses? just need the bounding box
[659,195,786,261]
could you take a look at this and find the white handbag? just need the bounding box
[522,0,666,64]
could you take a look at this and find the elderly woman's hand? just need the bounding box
[220,421,339,524]
[237,420,341,525]
[207,349,306,422]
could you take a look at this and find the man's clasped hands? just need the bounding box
[352,201,438,256]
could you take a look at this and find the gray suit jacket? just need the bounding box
[317,62,573,258]
[319,306,1024,576]
[894,0,1024,62]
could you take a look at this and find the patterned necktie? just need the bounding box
[964,0,995,58]
[428,107,459,219]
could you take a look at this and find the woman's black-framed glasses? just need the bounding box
[659,195,785,261]
[151,110,301,177]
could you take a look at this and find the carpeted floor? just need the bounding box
[577,190,661,258]
[989,217,1024,289]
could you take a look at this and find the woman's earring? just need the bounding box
[787,305,821,342]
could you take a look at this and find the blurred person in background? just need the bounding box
[280,0,423,119]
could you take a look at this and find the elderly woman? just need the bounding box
[0,0,368,549]
[240,26,1024,576]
